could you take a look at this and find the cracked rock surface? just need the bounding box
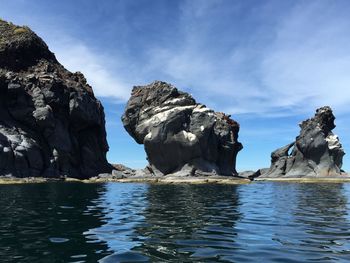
[262,106,345,178]
[0,20,111,178]
[122,81,242,176]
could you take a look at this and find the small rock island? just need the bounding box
[0,20,112,178]
[122,81,243,177]
[261,106,346,178]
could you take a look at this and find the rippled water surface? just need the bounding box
[1,182,350,262]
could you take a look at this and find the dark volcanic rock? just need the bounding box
[262,106,345,178]
[0,20,111,178]
[122,81,243,176]
[239,168,269,180]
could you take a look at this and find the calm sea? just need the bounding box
[1,182,350,262]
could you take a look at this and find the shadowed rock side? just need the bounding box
[122,81,243,176]
[262,106,345,178]
[0,20,112,178]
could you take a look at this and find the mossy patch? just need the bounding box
[13,27,29,34]
[0,20,31,48]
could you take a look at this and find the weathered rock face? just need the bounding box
[122,81,242,176]
[262,106,345,178]
[0,20,111,178]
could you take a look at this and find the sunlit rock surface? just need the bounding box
[122,81,242,176]
[0,20,111,178]
[262,106,345,178]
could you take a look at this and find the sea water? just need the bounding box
[1,182,350,262]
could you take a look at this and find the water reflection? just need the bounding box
[133,184,241,262]
[234,183,350,262]
[95,184,242,262]
[2,182,350,262]
[85,183,149,262]
[230,183,301,262]
[0,183,109,262]
[293,184,350,261]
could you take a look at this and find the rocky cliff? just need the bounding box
[262,106,345,178]
[122,81,242,176]
[0,20,111,178]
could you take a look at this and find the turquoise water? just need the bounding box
[1,182,350,262]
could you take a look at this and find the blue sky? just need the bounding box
[1,0,350,171]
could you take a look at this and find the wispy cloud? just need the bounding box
[3,0,350,115]
[0,2,132,102]
[6,0,349,117]
[144,0,350,116]
[48,36,131,102]
[260,1,350,114]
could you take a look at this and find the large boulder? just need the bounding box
[262,106,345,178]
[0,19,112,178]
[122,81,243,176]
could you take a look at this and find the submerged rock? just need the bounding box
[122,81,243,176]
[262,106,345,178]
[0,20,111,178]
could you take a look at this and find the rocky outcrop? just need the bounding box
[262,106,345,178]
[122,81,242,176]
[238,168,269,180]
[0,20,111,178]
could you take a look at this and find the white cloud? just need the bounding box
[49,38,131,102]
[145,1,350,116]
[260,1,350,113]
[0,7,132,102]
[3,0,349,117]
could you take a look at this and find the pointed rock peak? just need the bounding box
[0,19,57,70]
[262,106,345,178]
[129,81,196,109]
[300,106,336,134]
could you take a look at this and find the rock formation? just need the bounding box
[262,106,345,178]
[122,81,242,176]
[0,20,111,178]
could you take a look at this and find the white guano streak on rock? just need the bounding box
[182,130,197,142]
[145,132,152,140]
[140,105,196,126]
[193,104,215,116]
[326,134,342,150]
[193,104,211,112]
[164,97,187,106]
[140,105,172,115]
[152,106,172,114]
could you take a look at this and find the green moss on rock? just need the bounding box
[0,19,57,70]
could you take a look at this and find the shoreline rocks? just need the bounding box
[0,20,112,178]
[2,173,350,185]
[122,81,243,176]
